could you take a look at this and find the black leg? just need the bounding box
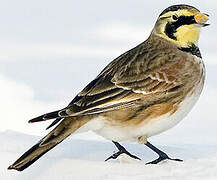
[105,141,141,161]
[145,141,183,164]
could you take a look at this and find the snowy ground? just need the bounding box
[2,130,217,180]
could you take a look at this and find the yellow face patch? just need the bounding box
[153,8,203,48]
[174,24,200,47]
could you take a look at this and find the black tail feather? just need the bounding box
[8,141,60,171]
[8,116,87,171]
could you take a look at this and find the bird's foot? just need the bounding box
[146,153,183,164]
[105,150,141,161]
[105,141,141,161]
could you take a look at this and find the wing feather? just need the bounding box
[60,38,183,117]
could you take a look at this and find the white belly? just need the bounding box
[95,86,202,142]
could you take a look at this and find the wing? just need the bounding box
[30,38,185,127]
[59,40,184,117]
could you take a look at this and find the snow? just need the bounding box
[1,130,217,180]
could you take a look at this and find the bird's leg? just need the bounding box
[145,141,183,164]
[105,141,141,161]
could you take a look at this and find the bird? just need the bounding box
[8,4,209,171]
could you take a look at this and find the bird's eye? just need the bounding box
[172,15,178,21]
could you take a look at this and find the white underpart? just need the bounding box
[76,56,204,142]
[74,117,105,134]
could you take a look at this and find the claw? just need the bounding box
[145,141,183,165]
[105,151,141,162]
[168,158,183,162]
[105,151,123,161]
[106,141,141,162]
[146,155,183,164]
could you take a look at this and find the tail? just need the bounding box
[8,117,88,171]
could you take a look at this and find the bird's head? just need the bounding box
[152,4,209,48]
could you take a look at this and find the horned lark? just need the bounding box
[8,4,209,171]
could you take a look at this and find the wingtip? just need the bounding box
[28,120,33,123]
[7,165,12,170]
[28,110,60,123]
[45,118,62,130]
[8,165,23,172]
[7,165,15,170]
[28,115,45,123]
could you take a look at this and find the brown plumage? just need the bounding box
[8,4,208,171]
